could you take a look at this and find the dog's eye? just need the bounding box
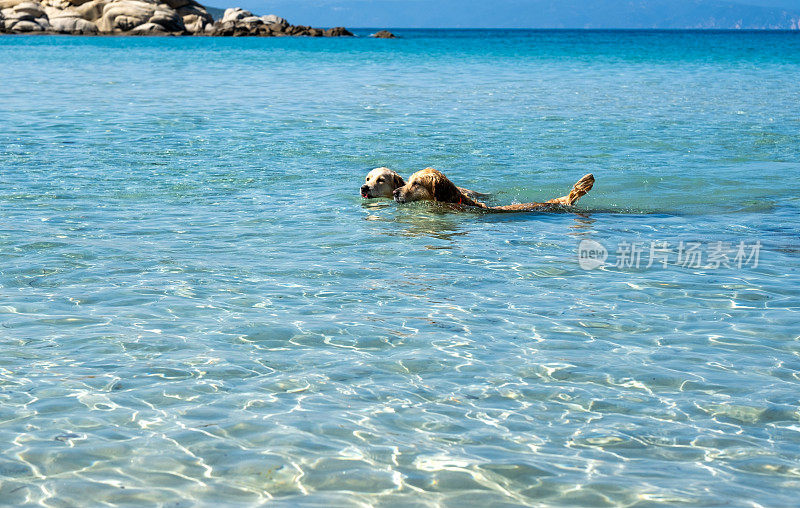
[377,178,384,183]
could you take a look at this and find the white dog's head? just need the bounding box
[360,167,405,199]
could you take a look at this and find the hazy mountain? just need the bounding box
[730,0,800,7]
[216,0,800,29]
[205,5,225,20]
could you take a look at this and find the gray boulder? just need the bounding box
[0,0,342,36]
[1,0,52,31]
[1,1,43,21]
[71,0,107,23]
[238,15,260,24]
[176,3,210,33]
[97,0,155,32]
[159,0,189,8]
[149,6,183,31]
[49,15,98,33]
[10,18,44,29]
[259,14,286,26]
[129,20,163,32]
[60,0,97,6]
[12,1,45,17]
[220,6,247,23]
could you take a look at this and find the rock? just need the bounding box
[220,6,247,23]
[49,15,98,33]
[2,1,42,21]
[1,10,34,22]
[0,0,54,31]
[72,0,107,23]
[178,10,209,32]
[174,3,209,32]
[208,18,232,35]
[115,14,138,29]
[238,15,260,25]
[159,0,189,8]
[129,19,163,32]
[13,1,45,16]
[287,24,306,35]
[370,30,395,38]
[209,18,259,36]
[0,0,352,36]
[43,4,65,18]
[97,0,155,32]
[10,18,44,29]
[148,7,183,31]
[325,26,352,37]
[259,14,285,26]
[208,13,348,38]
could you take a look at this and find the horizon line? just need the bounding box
[344,27,800,31]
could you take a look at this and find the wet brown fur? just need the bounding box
[393,168,594,211]
[361,167,485,200]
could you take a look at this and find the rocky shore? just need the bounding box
[0,0,354,36]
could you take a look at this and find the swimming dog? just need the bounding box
[392,168,594,211]
[361,167,484,201]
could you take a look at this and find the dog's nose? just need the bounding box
[360,185,369,193]
[393,188,403,202]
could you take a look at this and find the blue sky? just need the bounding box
[207,0,800,28]
[210,0,800,9]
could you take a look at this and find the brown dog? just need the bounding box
[361,167,485,200]
[392,168,594,211]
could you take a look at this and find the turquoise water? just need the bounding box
[1,30,799,506]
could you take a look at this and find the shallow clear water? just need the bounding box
[0,30,799,506]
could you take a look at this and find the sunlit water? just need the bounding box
[1,30,799,506]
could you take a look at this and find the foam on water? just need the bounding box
[0,30,799,506]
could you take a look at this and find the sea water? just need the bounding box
[0,30,799,506]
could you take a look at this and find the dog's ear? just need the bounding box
[432,176,463,203]
[393,173,405,189]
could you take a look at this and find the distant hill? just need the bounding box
[731,0,800,7]
[229,0,800,29]
[205,5,225,21]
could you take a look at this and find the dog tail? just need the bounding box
[562,173,594,206]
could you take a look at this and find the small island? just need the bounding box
[370,30,395,39]
[0,0,355,36]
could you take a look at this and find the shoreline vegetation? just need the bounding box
[0,0,358,36]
